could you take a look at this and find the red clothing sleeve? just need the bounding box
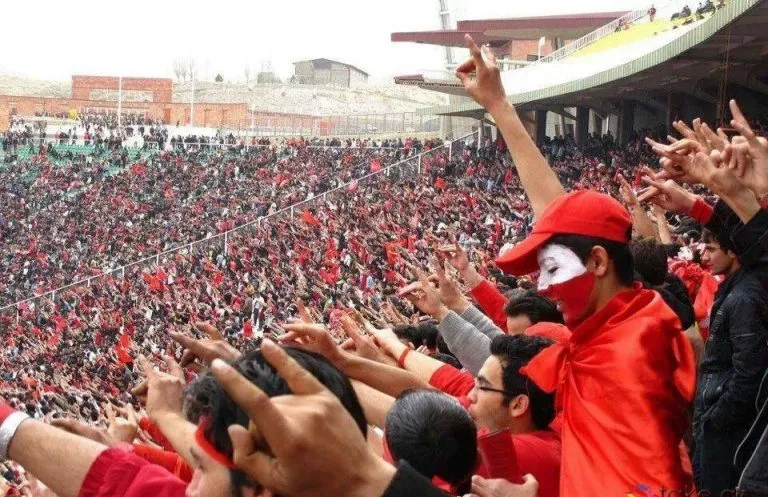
[139,417,175,452]
[78,447,186,497]
[690,198,714,224]
[429,364,474,408]
[132,444,193,482]
[470,280,508,332]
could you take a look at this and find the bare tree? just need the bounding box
[173,58,187,82]
[187,58,198,82]
[244,65,251,84]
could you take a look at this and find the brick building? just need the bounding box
[0,75,252,131]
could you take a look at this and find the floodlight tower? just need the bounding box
[438,0,455,138]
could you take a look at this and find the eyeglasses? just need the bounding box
[473,377,530,398]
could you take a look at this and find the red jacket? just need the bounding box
[470,280,508,332]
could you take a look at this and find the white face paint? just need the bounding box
[537,244,588,291]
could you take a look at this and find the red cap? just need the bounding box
[495,191,631,276]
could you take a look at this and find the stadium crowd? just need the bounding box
[1,34,768,497]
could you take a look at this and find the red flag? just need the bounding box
[213,271,223,286]
[117,345,132,365]
[119,333,131,348]
[300,211,321,227]
[434,177,447,190]
[370,159,382,173]
[243,320,253,338]
[51,314,67,332]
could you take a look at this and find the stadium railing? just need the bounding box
[533,9,650,65]
[0,129,480,317]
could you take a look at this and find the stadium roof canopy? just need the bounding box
[397,0,768,118]
[391,13,630,47]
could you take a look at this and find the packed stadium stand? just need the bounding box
[1,1,768,496]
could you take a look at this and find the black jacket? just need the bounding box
[693,265,768,433]
[720,206,768,494]
[736,370,768,495]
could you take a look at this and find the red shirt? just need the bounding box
[475,430,561,497]
[79,447,186,497]
[430,365,562,497]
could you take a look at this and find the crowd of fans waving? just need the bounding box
[1,35,768,497]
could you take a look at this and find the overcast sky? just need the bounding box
[1,0,660,83]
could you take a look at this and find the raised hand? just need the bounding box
[638,177,698,215]
[728,99,768,196]
[135,354,185,422]
[105,403,139,444]
[170,324,241,369]
[338,315,395,366]
[397,268,449,320]
[617,173,639,208]
[439,237,470,273]
[279,323,345,366]
[455,34,508,115]
[210,340,396,497]
[431,257,471,313]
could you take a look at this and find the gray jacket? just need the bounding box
[438,305,504,375]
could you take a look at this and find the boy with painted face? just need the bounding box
[497,191,697,497]
[455,35,697,497]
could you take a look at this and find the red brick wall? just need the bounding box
[0,95,252,130]
[71,76,173,102]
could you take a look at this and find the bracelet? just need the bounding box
[0,411,30,460]
[397,348,411,369]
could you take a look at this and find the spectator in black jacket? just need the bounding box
[692,228,768,496]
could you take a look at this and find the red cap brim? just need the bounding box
[494,231,554,276]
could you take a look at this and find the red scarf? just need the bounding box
[522,285,696,497]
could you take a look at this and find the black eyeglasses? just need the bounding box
[474,377,530,398]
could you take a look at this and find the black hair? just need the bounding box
[630,238,668,286]
[429,352,463,370]
[436,333,453,356]
[548,232,634,287]
[702,228,735,254]
[393,324,419,345]
[416,323,439,349]
[185,346,367,494]
[489,334,555,430]
[385,389,477,493]
[503,290,564,324]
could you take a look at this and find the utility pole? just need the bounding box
[117,76,123,126]
[190,77,195,127]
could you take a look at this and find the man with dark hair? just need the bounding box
[692,230,768,496]
[0,342,456,497]
[183,346,368,497]
[503,290,564,334]
[384,389,477,495]
[456,34,696,497]
[631,237,669,286]
[468,334,560,497]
